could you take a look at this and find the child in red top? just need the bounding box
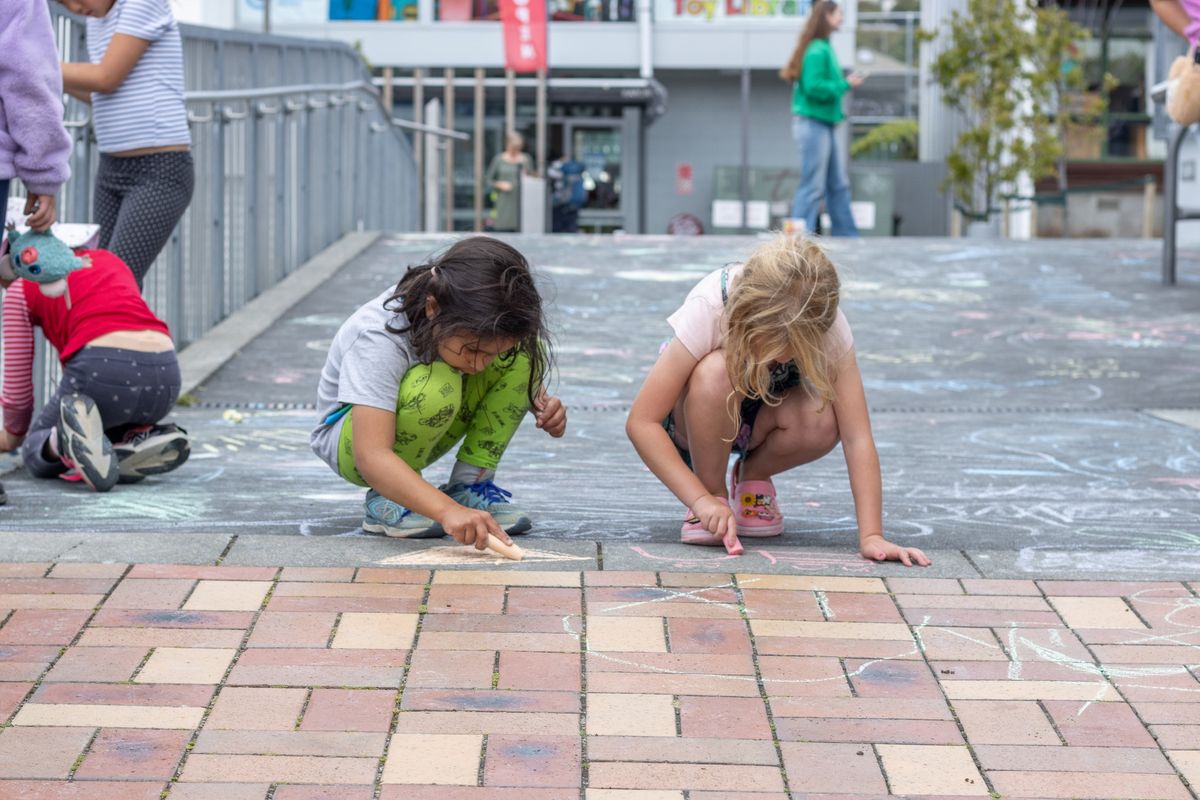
[0,246,189,493]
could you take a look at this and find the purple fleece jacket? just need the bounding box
[0,0,72,195]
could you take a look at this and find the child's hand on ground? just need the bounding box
[533,389,567,437]
[859,534,931,567]
[0,430,23,453]
[440,505,512,551]
[23,195,56,232]
[694,494,736,539]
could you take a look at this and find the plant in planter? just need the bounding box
[1029,4,1110,205]
[851,119,919,161]
[921,0,1098,228]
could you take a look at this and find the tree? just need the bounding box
[921,0,1099,222]
[1028,3,1107,202]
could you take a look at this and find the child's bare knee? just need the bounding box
[686,352,733,403]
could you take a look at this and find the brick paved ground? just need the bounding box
[0,563,1196,798]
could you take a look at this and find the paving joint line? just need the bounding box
[907,609,1002,798]
[1124,594,1156,630]
[1,561,135,734]
[372,570,434,799]
[294,686,315,732]
[1036,698,1071,746]
[213,534,239,566]
[167,573,278,794]
[730,572,793,799]
[1030,577,1200,800]
[577,570,591,800]
[959,549,987,578]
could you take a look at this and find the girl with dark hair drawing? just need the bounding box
[310,237,565,548]
[782,0,862,237]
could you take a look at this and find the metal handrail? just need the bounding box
[391,117,470,140]
[184,80,374,103]
[1154,79,1188,286]
[32,6,419,408]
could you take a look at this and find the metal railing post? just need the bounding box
[1163,123,1185,287]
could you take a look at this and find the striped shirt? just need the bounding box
[1,249,172,436]
[86,0,190,153]
[1,281,35,436]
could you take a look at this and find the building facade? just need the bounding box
[181,0,870,234]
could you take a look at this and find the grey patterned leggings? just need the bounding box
[94,151,195,288]
[21,348,181,479]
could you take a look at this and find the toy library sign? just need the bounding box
[658,0,811,21]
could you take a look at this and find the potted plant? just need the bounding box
[916,0,1060,236]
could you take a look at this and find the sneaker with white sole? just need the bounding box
[362,489,441,538]
[58,393,118,493]
[113,423,191,483]
[441,480,532,535]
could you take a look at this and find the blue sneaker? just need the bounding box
[441,480,532,535]
[362,490,441,538]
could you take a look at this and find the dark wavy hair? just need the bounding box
[385,236,551,405]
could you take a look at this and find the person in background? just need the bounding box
[0,0,72,234]
[781,0,862,238]
[548,151,587,233]
[486,132,534,233]
[59,0,194,289]
[0,0,74,506]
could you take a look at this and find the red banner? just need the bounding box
[500,0,547,73]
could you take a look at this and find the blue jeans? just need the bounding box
[790,115,859,237]
[0,180,8,221]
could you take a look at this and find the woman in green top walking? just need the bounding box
[782,1,862,237]
[486,132,534,232]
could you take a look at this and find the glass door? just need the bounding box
[567,123,623,231]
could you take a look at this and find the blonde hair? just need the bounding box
[722,235,841,414]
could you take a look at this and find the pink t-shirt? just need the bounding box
[1185,0,1200,45]
[666,263,854,364]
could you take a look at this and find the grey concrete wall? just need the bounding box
[1036,193,1161,239]
[644,73,951,236]
[644,70,795,234]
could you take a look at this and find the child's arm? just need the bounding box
[833,350,930,567]
[626,339,736,539]
[1151,0,1192,39]
[350,404,512,549]
[61,34,151,95]
[0,286,34,452]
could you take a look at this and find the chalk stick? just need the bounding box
[723,530,744,556]
[485,535,524,561]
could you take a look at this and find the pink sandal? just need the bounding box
[730,458,784,537]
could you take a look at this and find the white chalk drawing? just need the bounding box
[377,545,591,567]
[561,578,1200,719]
[1015,548,1200,576]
